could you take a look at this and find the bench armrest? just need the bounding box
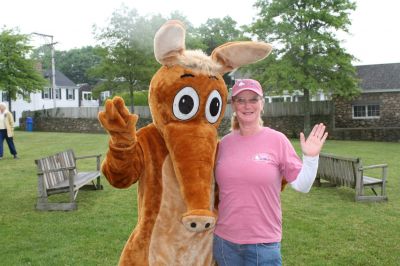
[75,154,102,171]
[359,164,388,184]
[75,154,102,160]
[359,164,388,171]
[38,166,76,175]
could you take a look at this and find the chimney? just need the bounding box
[35,61,43,72]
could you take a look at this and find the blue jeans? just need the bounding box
[213,234,282,266]
[0,129,17,157]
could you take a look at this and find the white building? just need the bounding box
[264,89,331,103]
[0,70,99,126]
[228,70,330,103]
[78,83,101,107]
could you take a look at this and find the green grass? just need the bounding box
[284,139,400,265]
[0,131,136,265]
[1,132,399,265]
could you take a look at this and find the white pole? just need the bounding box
[31,32,57,109]
[50,36,56,109]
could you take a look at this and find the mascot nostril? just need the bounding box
[98,20,271,266]
[182,213,216,232]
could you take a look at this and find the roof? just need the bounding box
[43,70,76,87]
[78,83,92,92]
[356,63,400,92]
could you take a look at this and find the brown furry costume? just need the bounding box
[98,20,271,266]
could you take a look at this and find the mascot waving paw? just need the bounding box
[99,20,271,266]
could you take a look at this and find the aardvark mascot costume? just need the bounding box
[98,20,271,265]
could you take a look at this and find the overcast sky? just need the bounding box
[1,0,399,66]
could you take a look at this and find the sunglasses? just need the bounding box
[233,97,262,105]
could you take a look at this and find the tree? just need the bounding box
[196,16,249,55]
[91,5,162,112]
[196,16,249,86]
[168,11,206,51]
[31,46,102,85]
[250,0,360,135]
[0,28,47,111]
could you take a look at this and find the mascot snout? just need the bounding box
[164,122,218,232]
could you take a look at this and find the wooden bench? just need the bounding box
[316,153,388,202]
[35,149,103,211]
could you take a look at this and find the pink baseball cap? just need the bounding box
[231,79,263,98]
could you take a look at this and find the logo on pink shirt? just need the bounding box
[253,153,270,162]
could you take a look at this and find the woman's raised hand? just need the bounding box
[300,123,328,157]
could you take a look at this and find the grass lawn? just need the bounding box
[1,131,399,265]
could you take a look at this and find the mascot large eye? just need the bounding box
[205,90,222,124]
[173,87,199,120]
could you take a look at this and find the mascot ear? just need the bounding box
[211,41,272,74]
[154,20,186,65]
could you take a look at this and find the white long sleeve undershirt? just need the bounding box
[290,155,319,193]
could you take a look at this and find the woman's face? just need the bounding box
[0,105,5,113]
[232,90,264,126]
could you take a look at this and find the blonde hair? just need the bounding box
[230,112,264,131]
[0,102,7,110]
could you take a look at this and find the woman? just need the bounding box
[213,79,327,265]
[0,102,18,159]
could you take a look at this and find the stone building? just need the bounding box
[333,63,400,141]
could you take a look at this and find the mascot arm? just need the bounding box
[99,96,144,188]
[101,142,144,188]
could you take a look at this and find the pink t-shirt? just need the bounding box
[214,127,302,244]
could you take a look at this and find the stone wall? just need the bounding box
[19,97,400,141]
[19,115,331,140]
[332,128,400,142]
[333,92,400,142]
[19,117,154,134]
[264,115,332,138]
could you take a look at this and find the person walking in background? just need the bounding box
[213,79,328,265]
[0,102,18,160]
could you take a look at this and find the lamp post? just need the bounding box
[31,32,57,109]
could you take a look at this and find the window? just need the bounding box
[66,89,75,100]
[20,91,30,99]
[42,88,52,99]
[55,88,61,99]
[1,91,9,101]
[82,91,92,100]
[367,104,380,117]
[100,91,111,101]
[353,105,365,117]
[352,104,380,119]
